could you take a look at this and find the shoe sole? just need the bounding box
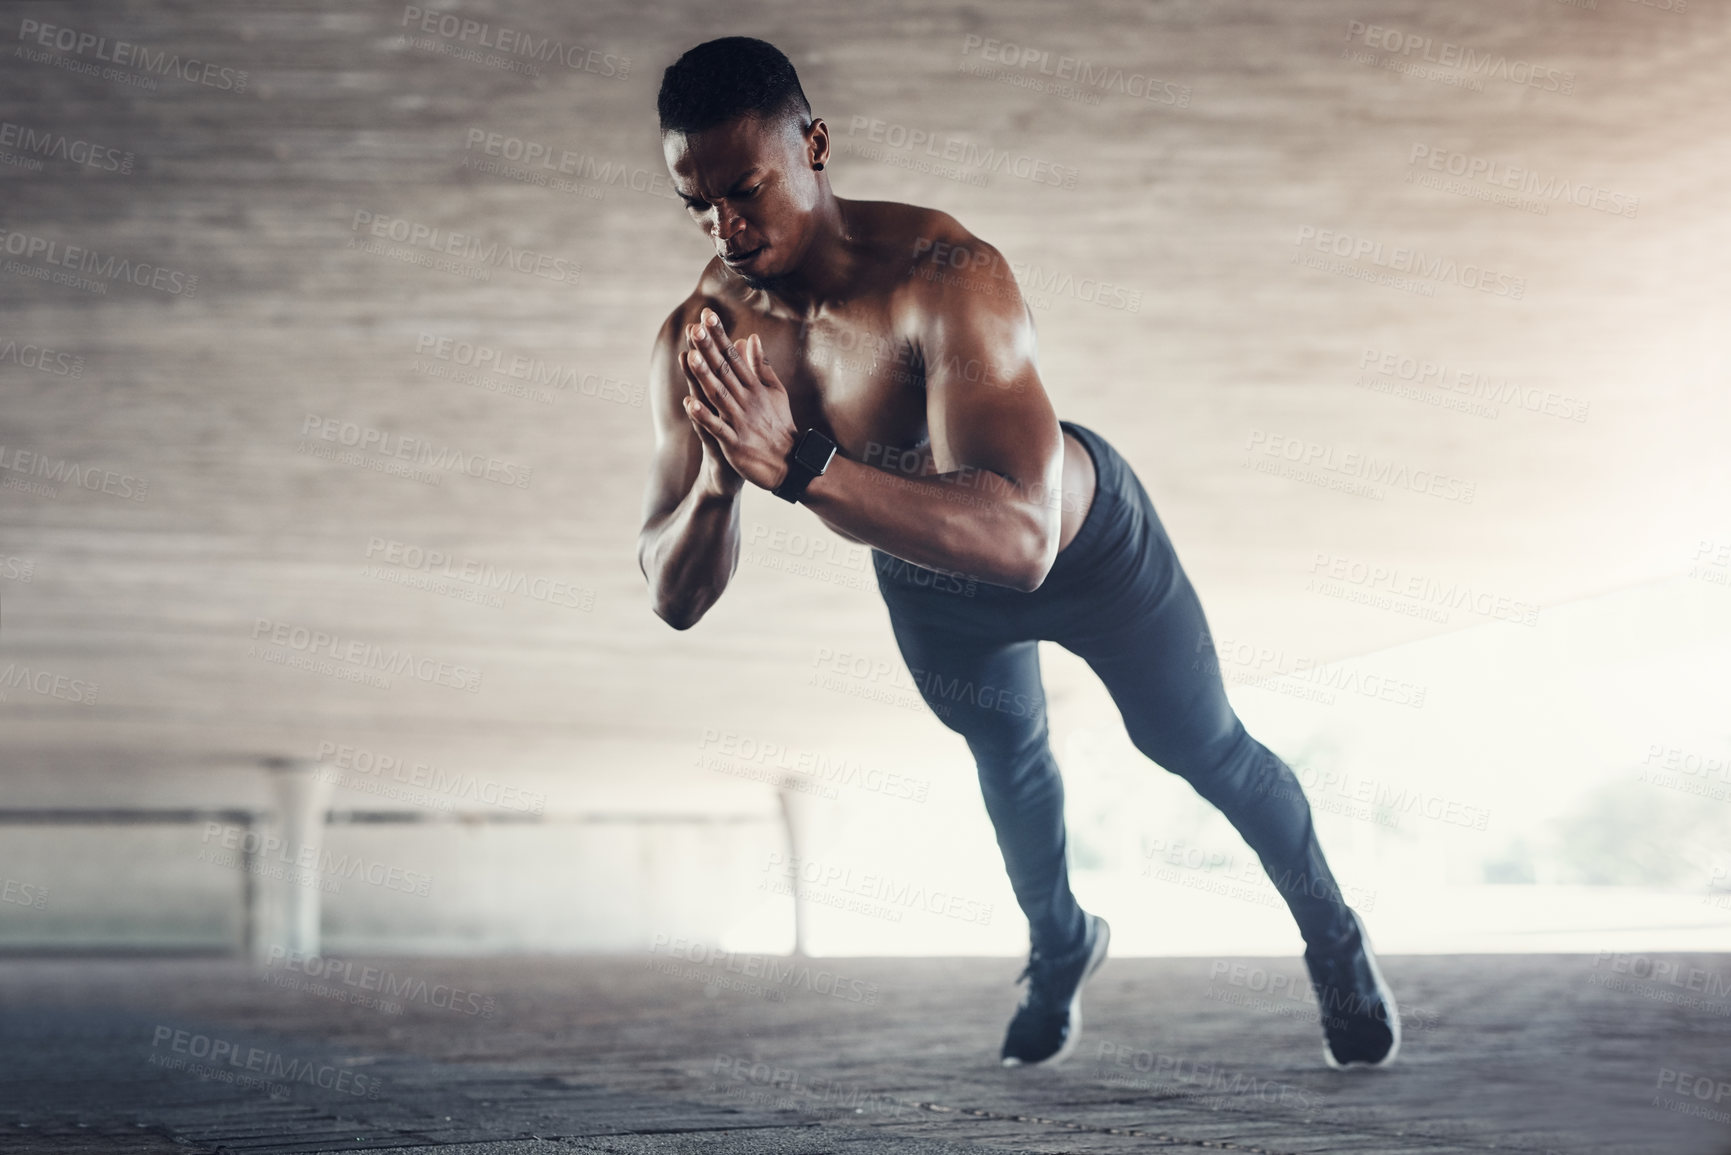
[1322,910,1401,1071]
[1002,915,1111,1069]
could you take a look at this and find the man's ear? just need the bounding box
[807,116,830,168]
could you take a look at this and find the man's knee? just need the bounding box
[967,721,1055,791]
[1148,719,1277,795]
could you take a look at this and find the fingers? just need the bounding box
[683,393,729,440]
[709,316,757,386]
[679,342,716,414]
[691,310,752,394]
[741,331,763,379]
[685,318,746,413]
[750,333,785,392]
[686,345,742,421]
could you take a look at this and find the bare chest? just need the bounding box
[748,313,935,473]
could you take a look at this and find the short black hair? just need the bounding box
[658,37,811,136]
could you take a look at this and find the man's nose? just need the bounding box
[711,204,746,242]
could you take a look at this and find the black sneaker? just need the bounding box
[1303,908,1400,1069]
[1000,913,1110,1068]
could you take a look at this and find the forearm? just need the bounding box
[639,483,742,629]
[798,455,1059,591]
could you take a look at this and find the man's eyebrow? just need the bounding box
[679,168,763,202]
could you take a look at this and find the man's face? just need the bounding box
[663,113,825,289]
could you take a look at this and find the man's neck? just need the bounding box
[744,195,855,319]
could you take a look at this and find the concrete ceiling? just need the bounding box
[3,0,1727,811]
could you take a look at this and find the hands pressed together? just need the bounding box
[681,308,800,496]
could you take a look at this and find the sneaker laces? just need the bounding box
[1014,949,1043,991]
[1013,934,1086,1001]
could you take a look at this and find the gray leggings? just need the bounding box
[872,420,1355,958]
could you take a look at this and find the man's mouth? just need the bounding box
[721,245,765,268]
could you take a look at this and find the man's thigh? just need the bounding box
[880,596,1051,752]
[1053,559,1243,778]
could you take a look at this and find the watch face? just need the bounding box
[794,430,836,472]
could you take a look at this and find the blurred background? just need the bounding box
[3,0,1728,961]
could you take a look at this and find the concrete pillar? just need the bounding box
[776,777,814,957]
[253,757,332,960]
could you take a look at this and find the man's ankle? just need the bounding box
[1304,908,1359,954]
[1032,911,1091,963]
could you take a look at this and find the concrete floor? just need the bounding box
[5,951,1729,1153]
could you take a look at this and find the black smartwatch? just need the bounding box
[772,428,837,503]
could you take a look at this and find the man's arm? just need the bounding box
[802,249,1064,591]
[637,302,746,629]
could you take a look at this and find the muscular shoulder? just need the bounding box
[863,202,1027,332]
[656,259,741,344]
[848,200,1000,276]
[649,259,757,396]
[649,267,723,425]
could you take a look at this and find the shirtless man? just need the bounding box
[637,36,1398,1070]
